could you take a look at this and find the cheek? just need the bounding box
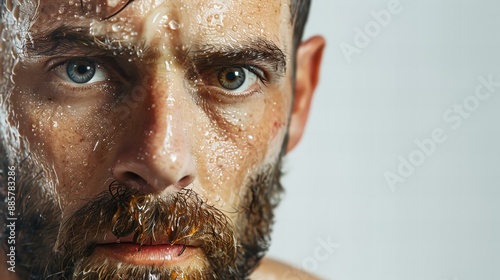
[8,85,120,207]
[262,100,289,162]
[193,87,290,207]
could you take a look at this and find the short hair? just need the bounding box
[0,0,312,47]
[291,0,312,50]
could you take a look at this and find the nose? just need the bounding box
[112,84,195,194]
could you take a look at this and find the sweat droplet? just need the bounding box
[93,141,100,151]
[168,20,180,30]
[112,23,123,32]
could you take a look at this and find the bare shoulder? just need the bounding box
[250,257,323,280]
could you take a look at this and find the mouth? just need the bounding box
[94,232,203,266]
[94,243,202,266]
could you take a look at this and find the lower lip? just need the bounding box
[94,243,199,266]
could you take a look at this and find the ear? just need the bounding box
[286,35,326,153]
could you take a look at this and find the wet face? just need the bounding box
[0,0,297,279]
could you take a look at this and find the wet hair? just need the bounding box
[291,0,312,49]
[0,0,311,48]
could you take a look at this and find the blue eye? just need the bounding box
[216,67,258,92]
[67,60,97,84]
[55,59,109,85]
[218,67,246,90]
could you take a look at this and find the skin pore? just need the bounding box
[0,0,325,279]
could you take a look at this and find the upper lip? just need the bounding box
[98,232,202,247]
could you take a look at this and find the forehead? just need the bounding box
[26,0,292,50]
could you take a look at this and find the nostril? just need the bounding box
[120,171,193,192]
[112,160,195,193]
[121,171,148,186]
[176,175,194,189]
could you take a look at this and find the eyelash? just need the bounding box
[194,65,268,96]
[48,57,269,102]
[45,57,133,102]
[49,58,99,86]
[240,65,267,83]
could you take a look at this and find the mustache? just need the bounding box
[55,181,237,274]
[3,147,282,279]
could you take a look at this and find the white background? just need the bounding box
[268,0,500,279]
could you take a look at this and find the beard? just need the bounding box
[0,142,284,280]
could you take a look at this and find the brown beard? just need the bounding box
[0,148,283,280]
[56,184,238,280]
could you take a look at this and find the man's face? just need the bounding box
[0,0,298,279]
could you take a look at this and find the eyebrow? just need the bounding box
[26,26,287,77]
[186,39,287,79]
[26,26,135,57]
